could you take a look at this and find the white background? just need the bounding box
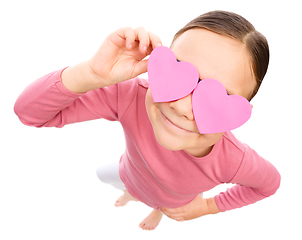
[1,0,301,239]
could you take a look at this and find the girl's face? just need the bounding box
[145,29,255,157]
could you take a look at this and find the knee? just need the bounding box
[96,166,107,183]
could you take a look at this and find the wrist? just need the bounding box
[61,61,107,93]
[206,197,220,215]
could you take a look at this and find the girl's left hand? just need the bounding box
[160,195,219,221]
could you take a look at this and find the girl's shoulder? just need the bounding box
[117,77,149,99]
[136,77,149,89]
[116,77,149,119]
[118,77,149,90]
[220,131,247,154]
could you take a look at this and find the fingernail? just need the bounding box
[157,42,162,46]
[143,46,147,52]
[128,44,132,49]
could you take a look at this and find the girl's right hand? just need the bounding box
[88,27,162,87]
[62,27,162,93]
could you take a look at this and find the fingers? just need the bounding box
[134,27,151,53]
[116,27,162,54]
[115,27,136,49]
[160,207,185,221]
[148,31,162,51]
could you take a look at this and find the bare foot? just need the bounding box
[114,190,138,207]
[139,209,163,230]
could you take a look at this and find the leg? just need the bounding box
[96,162,125,191]
[96,162,138,206]
[96,162,162,230]
[139,209,163,231]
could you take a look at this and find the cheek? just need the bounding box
[145,88,160,126]
[145,89,154,114]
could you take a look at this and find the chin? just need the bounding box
[154,132,185,151]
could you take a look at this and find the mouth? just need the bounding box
[160,111,196,134]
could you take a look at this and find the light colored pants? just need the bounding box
[96,162,203,198]
[96,161,126,191]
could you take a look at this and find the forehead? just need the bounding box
[171,29,256,98]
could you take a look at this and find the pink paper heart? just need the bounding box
[148,46,199,102]
[192,79,252,134]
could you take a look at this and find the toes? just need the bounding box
[149,225,155,231]
[139,222,145,229]
[114,197,121,207]
[139,223,155,231]
[139,222,150,231]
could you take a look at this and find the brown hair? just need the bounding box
[171,10,269,101]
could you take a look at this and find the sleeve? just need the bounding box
[214,145,281,212]
[14,68,120,128]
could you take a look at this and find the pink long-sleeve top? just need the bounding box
[14,68,281,212]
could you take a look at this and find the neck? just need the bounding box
[184,145,214,158]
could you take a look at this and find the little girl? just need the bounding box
[14,11,280,231]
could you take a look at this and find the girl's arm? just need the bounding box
[14,68,120,127]
[161,146,280,221]
[214,146,281,212]
[61,27,162,93]
[14,27,162,127]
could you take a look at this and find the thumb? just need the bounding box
[132,59,148,78]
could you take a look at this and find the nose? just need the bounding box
[169,93,194,121]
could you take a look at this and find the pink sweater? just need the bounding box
[14,68,281,212]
